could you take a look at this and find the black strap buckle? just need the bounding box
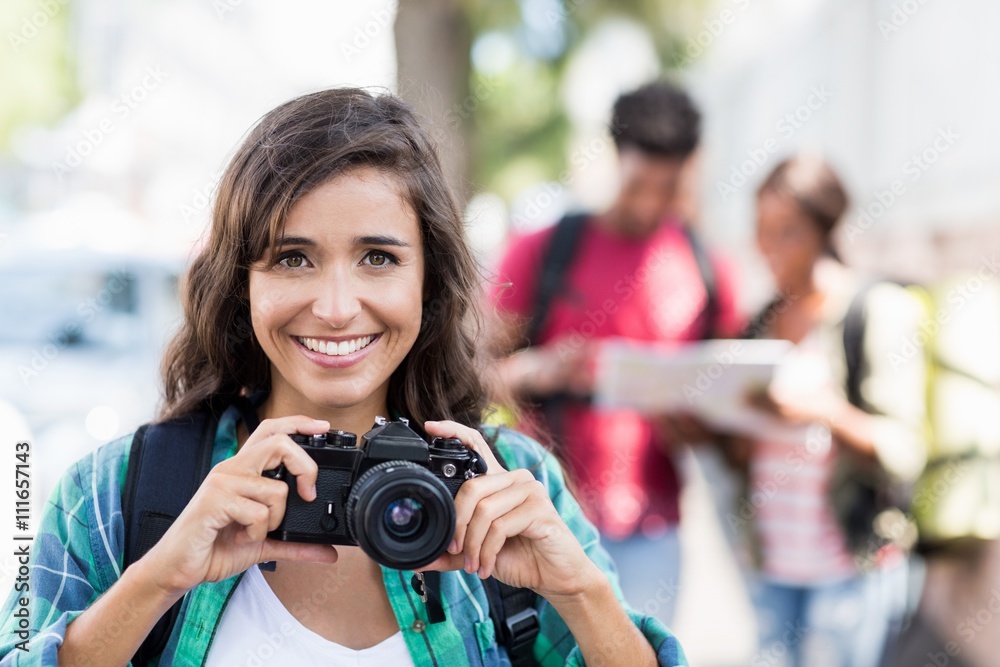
[504,607,540,655]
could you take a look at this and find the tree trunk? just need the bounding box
[394,0,473,206]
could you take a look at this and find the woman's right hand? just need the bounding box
[139,415,339,598]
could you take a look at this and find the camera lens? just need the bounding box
[384,498,425,539]
[346,461,455,570]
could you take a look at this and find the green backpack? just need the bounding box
[905,274,1000,550]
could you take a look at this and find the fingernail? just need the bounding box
[478,567,487,579]
[448,539,458,554]
[310,484,317,499]
[464,556,473,573]
[313,419,329,427]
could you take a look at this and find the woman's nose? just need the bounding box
[311,275,363,329]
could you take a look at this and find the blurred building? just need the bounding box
[688,0,1000,299]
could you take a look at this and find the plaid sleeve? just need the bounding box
[0,436,131,665]
[491,428,688,667]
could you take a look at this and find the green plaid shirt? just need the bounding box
[1,405,687,666]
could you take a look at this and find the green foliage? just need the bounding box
[0,0,79,155]
[465,0,710,199]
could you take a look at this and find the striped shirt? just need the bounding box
[0,404,687,666]
[750,426,856,584]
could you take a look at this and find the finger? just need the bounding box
[462,482,537,574]
[245,415,331,444]
[450,469,534,554]
[239,433,321,501]
[476,503,549,579]
[260,539,339,565]
[218,474,290,531]
[220,496,271,545]
[424,420,505,474]
[415,552,464,573]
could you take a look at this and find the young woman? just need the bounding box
[728,155,928,667]
[0,88,686,666]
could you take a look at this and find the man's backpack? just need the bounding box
[121,402,541,666]
[526,213,720,347]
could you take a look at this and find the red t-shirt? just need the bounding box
[491,216,740,538]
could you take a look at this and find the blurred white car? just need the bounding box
[0,249,183,505]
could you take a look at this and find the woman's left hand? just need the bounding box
[419,420,602,600]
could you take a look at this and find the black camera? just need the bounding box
[263,417,487,569]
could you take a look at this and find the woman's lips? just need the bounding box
[294,333,382,368]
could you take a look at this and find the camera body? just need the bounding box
[263,417,487,570]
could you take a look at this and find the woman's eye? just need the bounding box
[277,252,307,268]
[364,250,397,267]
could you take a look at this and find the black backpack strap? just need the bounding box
[525,213,589,346]
[681,223,720,340]
[122,410,219,666]
[843,283,874,411]
[485,577,540,666]
[418,428,538,664]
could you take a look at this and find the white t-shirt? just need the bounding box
[205,564,416,667]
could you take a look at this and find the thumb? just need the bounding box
[260,539,339,565]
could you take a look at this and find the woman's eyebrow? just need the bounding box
[275,235,315,247]
[354,234,411,248]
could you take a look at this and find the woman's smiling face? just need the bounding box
[249,167,424,417]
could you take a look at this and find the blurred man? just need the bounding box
[489,81,739,625]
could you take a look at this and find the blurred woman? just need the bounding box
[729,155,928,667]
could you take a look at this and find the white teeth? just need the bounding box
[299,335,375,357]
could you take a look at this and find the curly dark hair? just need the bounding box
[159,87,488,428]
[610,81,701,158]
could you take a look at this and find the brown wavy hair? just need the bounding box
[160,87,488,428]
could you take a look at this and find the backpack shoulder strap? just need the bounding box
[122,410,218,666]
[680,223,720,340]
[525,213,590,346]
[485,577,540,666]
[482,431,539,665]
[843,282,882,412]
[420,428,538,665]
